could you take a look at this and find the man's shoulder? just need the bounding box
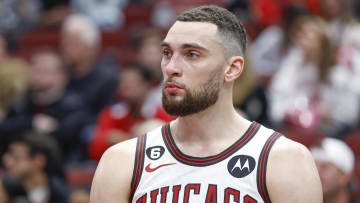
[103,125,164,159]
[265,135,322,202]
[104,137,138,159]
[91,138,138,202]
[269,135,310,158]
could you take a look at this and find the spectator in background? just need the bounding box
[250,4,309,82]
[2,133,71,203]
[0,175,30,203]
[71,0,128,30]
[0,35,29,162]
[320,0,358,45]
[0,49,87,164]
[0,34,29,71]
[268,15,360,136]
[39,0,70,27]
[61,14,118,135]
[135,28,165,114]
[320,0,360,120]
[233,54,269,126]
[68,189,90,203]
[136,28,163,84]
[0,0,40,50]
[311,137,356,203]
[0,37,28,119]
[269,15,335,128]
[89,63,174,161]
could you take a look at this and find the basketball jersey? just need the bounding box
[130,122,282,203]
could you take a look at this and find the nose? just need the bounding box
[162,54,182,78]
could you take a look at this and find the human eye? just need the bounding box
[186,51,200,59]
[162,48,172,59]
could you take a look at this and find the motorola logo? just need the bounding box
[227,155,256,178]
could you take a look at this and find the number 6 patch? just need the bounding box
[146,146,165,160]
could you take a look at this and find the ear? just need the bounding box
[224,56,244,82]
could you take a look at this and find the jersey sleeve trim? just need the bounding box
[256,132,282,203]
[130,134,147,201]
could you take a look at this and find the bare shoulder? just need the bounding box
[90,138,138,203]
[269,136,312,160]
[266,136,322,203]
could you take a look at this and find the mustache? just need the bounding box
[162,78,185,89]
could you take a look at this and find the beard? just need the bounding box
[162,71,222,116]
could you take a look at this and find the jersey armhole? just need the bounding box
[129,134,147,202]
[256,132,282,203]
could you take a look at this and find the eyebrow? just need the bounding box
[161,41,209,52]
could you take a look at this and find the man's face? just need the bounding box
[315,159,346,196]
[30,53,65,93]
[322,0,343,20]
[293,21,322,57]
[161,21,227,116]
[61,31,90,65]
[138,36,163,80]
[118,68,150,105]
[2,142,35,178]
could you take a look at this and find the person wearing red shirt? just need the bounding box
[89,63,174,161]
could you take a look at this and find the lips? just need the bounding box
[164,82,184,93]
[165,82,183,89]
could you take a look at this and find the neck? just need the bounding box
[324,188,350,203]
[170,91,251,157]
[72,56,95,78]
[33,87,64,105]
[23,171,48,192]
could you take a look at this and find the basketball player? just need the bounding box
[90,5,322,203]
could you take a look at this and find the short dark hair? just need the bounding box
[11,132,62,176]
[124,62,154,83]
[177,5,247,57]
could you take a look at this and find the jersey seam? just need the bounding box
[256,132,282,203]
[129,134,147,202]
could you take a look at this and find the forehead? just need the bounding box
[31,53,60,69]
[8,142,29,154]
[163,21,220,48]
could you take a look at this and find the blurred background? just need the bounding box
[0,0,360,202]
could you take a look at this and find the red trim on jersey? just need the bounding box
[162,122,260,166]
[130,134,147,201]
[256,132,282,203]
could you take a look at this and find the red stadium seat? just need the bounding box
[18,27,61,50]
[123,4,152,28]
[16,26,61,59]
[66,165,97,188]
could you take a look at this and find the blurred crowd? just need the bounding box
[0,0,360,202]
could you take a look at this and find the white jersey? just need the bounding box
[130,122,281,203]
